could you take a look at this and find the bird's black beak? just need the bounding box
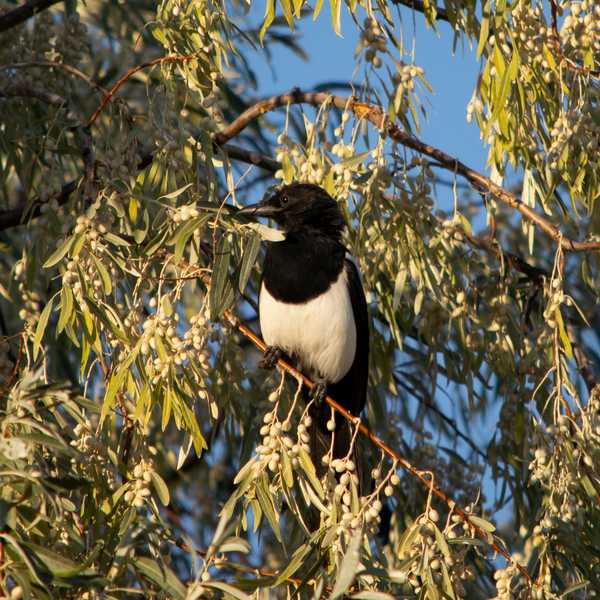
[236,201,279,219]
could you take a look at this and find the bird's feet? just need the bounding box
[258,345,283,369]
[310,381,328,407]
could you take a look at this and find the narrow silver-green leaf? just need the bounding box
[134,557,186,600]
[331,527,362,599]
[238,231,261,294]
[43,236,75,268]
[33,297,55,360]
[150,471,170,506]
[209,235,232,320]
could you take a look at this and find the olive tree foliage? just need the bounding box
[0,0,599,597]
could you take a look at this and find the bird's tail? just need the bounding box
[308,398,356,479]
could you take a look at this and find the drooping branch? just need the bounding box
[214,89,600,253]
[0,0,62,33]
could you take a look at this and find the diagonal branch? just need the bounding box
[214,89,600,253]
[221,307,536,587]
[0,0,62,33]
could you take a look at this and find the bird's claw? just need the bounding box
[310,381,328,407]
[259,345,282,370]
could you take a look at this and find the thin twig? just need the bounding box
[214,89,600,253]
[0,61,109,97]
[549,0,600,79]
[393,373,487,460]
[87,54,197,126]
[0,0,62,33]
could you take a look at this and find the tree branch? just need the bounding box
[0,0,62,33]
[214,89,600,253]
[390,0,451,24]
[0,61,109,97]
[87,54,197,126]
[221,307,536,588]
[0,144,272,232]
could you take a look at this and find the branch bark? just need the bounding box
[0,0,62,33]
[222,308,536,588]
[214,89,600,253]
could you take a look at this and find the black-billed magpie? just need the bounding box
[238,182,369,470]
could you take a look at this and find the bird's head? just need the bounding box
[237,183,345,239]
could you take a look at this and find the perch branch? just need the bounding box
[221,308,535,587]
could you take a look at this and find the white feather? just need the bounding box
[259,265,356,383]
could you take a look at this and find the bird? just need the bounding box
[237,182,369,474]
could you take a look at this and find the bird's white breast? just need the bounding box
[259,266,356,383]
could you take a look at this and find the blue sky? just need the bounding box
[246,4,488,175]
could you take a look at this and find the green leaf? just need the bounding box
[90,254,112,295]
[245,222,285,242]
[21,541,99,579]
[275,541,312,585]
[170,214,210,260]
[256,473,282,542]
[202,581,251,600]
[468,515,496,533]
[340,151,370,169]
[238,231,261,294]
[150,471,170,506]
[313,0,324,19]
[259,0,276,43]
[298,447,324,497]
[33,297,55,360]
[280,0,294,28]
[134,557,186,600]
[331,528,362,599]
[555,309,574,360]
[219,536,251,554]
[280,447,294,488]
[476,7,490,59]
[43,236,75,268]
[158,182,194,199]
[101,340,142,423]
[329,0,342,36]
[57,284,74,334]
[209,235,233,320]
[351,593,397,600]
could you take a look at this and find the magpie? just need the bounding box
[237,182,369,472]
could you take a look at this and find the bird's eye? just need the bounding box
[281,195,289,205]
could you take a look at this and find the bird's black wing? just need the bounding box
[327,256,369,417]
[309,254,369,471]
